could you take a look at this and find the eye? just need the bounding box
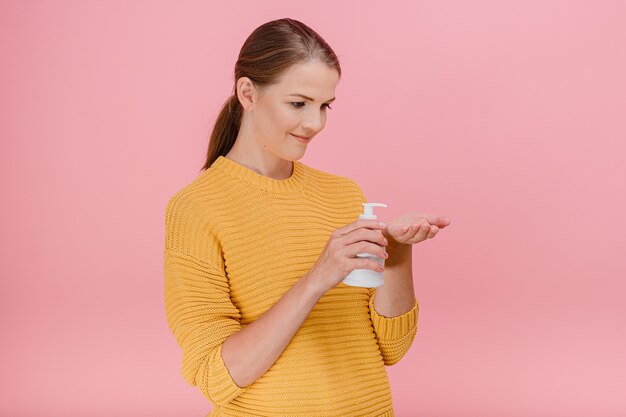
[290,102,333,110]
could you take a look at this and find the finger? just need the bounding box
[338,218,385,236]
[342,227,388,247]
[397,224,413,239]
[421,214,451,228]
[427,225,439,239]
[346,241,388,260]
[404,224,419,242]
[406,223,424,241]
[337,218,389,245]
[416,222,430,240]
[403,223,426,244]
[434,216,451,228]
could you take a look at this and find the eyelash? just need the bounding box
[290,102,333,110]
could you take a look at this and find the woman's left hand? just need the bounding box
[383,212,451,249]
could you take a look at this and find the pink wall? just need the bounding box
[2,1,625,416]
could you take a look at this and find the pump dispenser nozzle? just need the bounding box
[359,202,388,220]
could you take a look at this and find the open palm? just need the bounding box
[383,212,451,249]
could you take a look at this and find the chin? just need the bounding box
[285,149,306,161]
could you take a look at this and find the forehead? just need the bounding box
[272,61,339,99]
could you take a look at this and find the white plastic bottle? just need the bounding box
[342,202,388,288]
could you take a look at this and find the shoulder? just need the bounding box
[164,175,205,225]
[164,166,230,219]
[163,168,229,252]
[298,161,365,198]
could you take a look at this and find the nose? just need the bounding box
[301,110,324,135]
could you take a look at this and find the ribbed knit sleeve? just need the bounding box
[163,194,247,406]
[349,179,420,366]
[368,289,419,365]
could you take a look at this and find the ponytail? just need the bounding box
[201,93,242,171]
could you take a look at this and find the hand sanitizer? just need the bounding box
[342,202,388,288]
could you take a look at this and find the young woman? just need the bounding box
[164,17,450,417]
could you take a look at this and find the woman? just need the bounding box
[164,18,450,417]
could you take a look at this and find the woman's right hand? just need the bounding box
[305,219,389,297]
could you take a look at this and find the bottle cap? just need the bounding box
[359,202,388,220]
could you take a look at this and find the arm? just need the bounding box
[164,194,325,406]
[221,272,322,388]
[368,242,419,366]
[164,248,323,405]
[164,248,245,406]
[348,179,419,365]
[374,242,416,316]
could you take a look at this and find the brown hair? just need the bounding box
[201,18,342,172]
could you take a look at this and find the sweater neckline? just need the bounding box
[212,155,306,193]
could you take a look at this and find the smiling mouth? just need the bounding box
[291,133,310,139]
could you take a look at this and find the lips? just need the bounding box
[291,133,311,144]
[291,133,310,139]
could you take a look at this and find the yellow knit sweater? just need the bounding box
[163,155,419,417]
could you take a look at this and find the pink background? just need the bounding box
[1,1,625,416]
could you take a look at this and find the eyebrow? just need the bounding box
[288,93,336,102]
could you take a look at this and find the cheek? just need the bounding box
[258,107,283,133]
[271,105,299,128]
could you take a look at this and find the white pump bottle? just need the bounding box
[342,202,388,288]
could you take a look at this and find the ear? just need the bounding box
[236,76,258,110]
